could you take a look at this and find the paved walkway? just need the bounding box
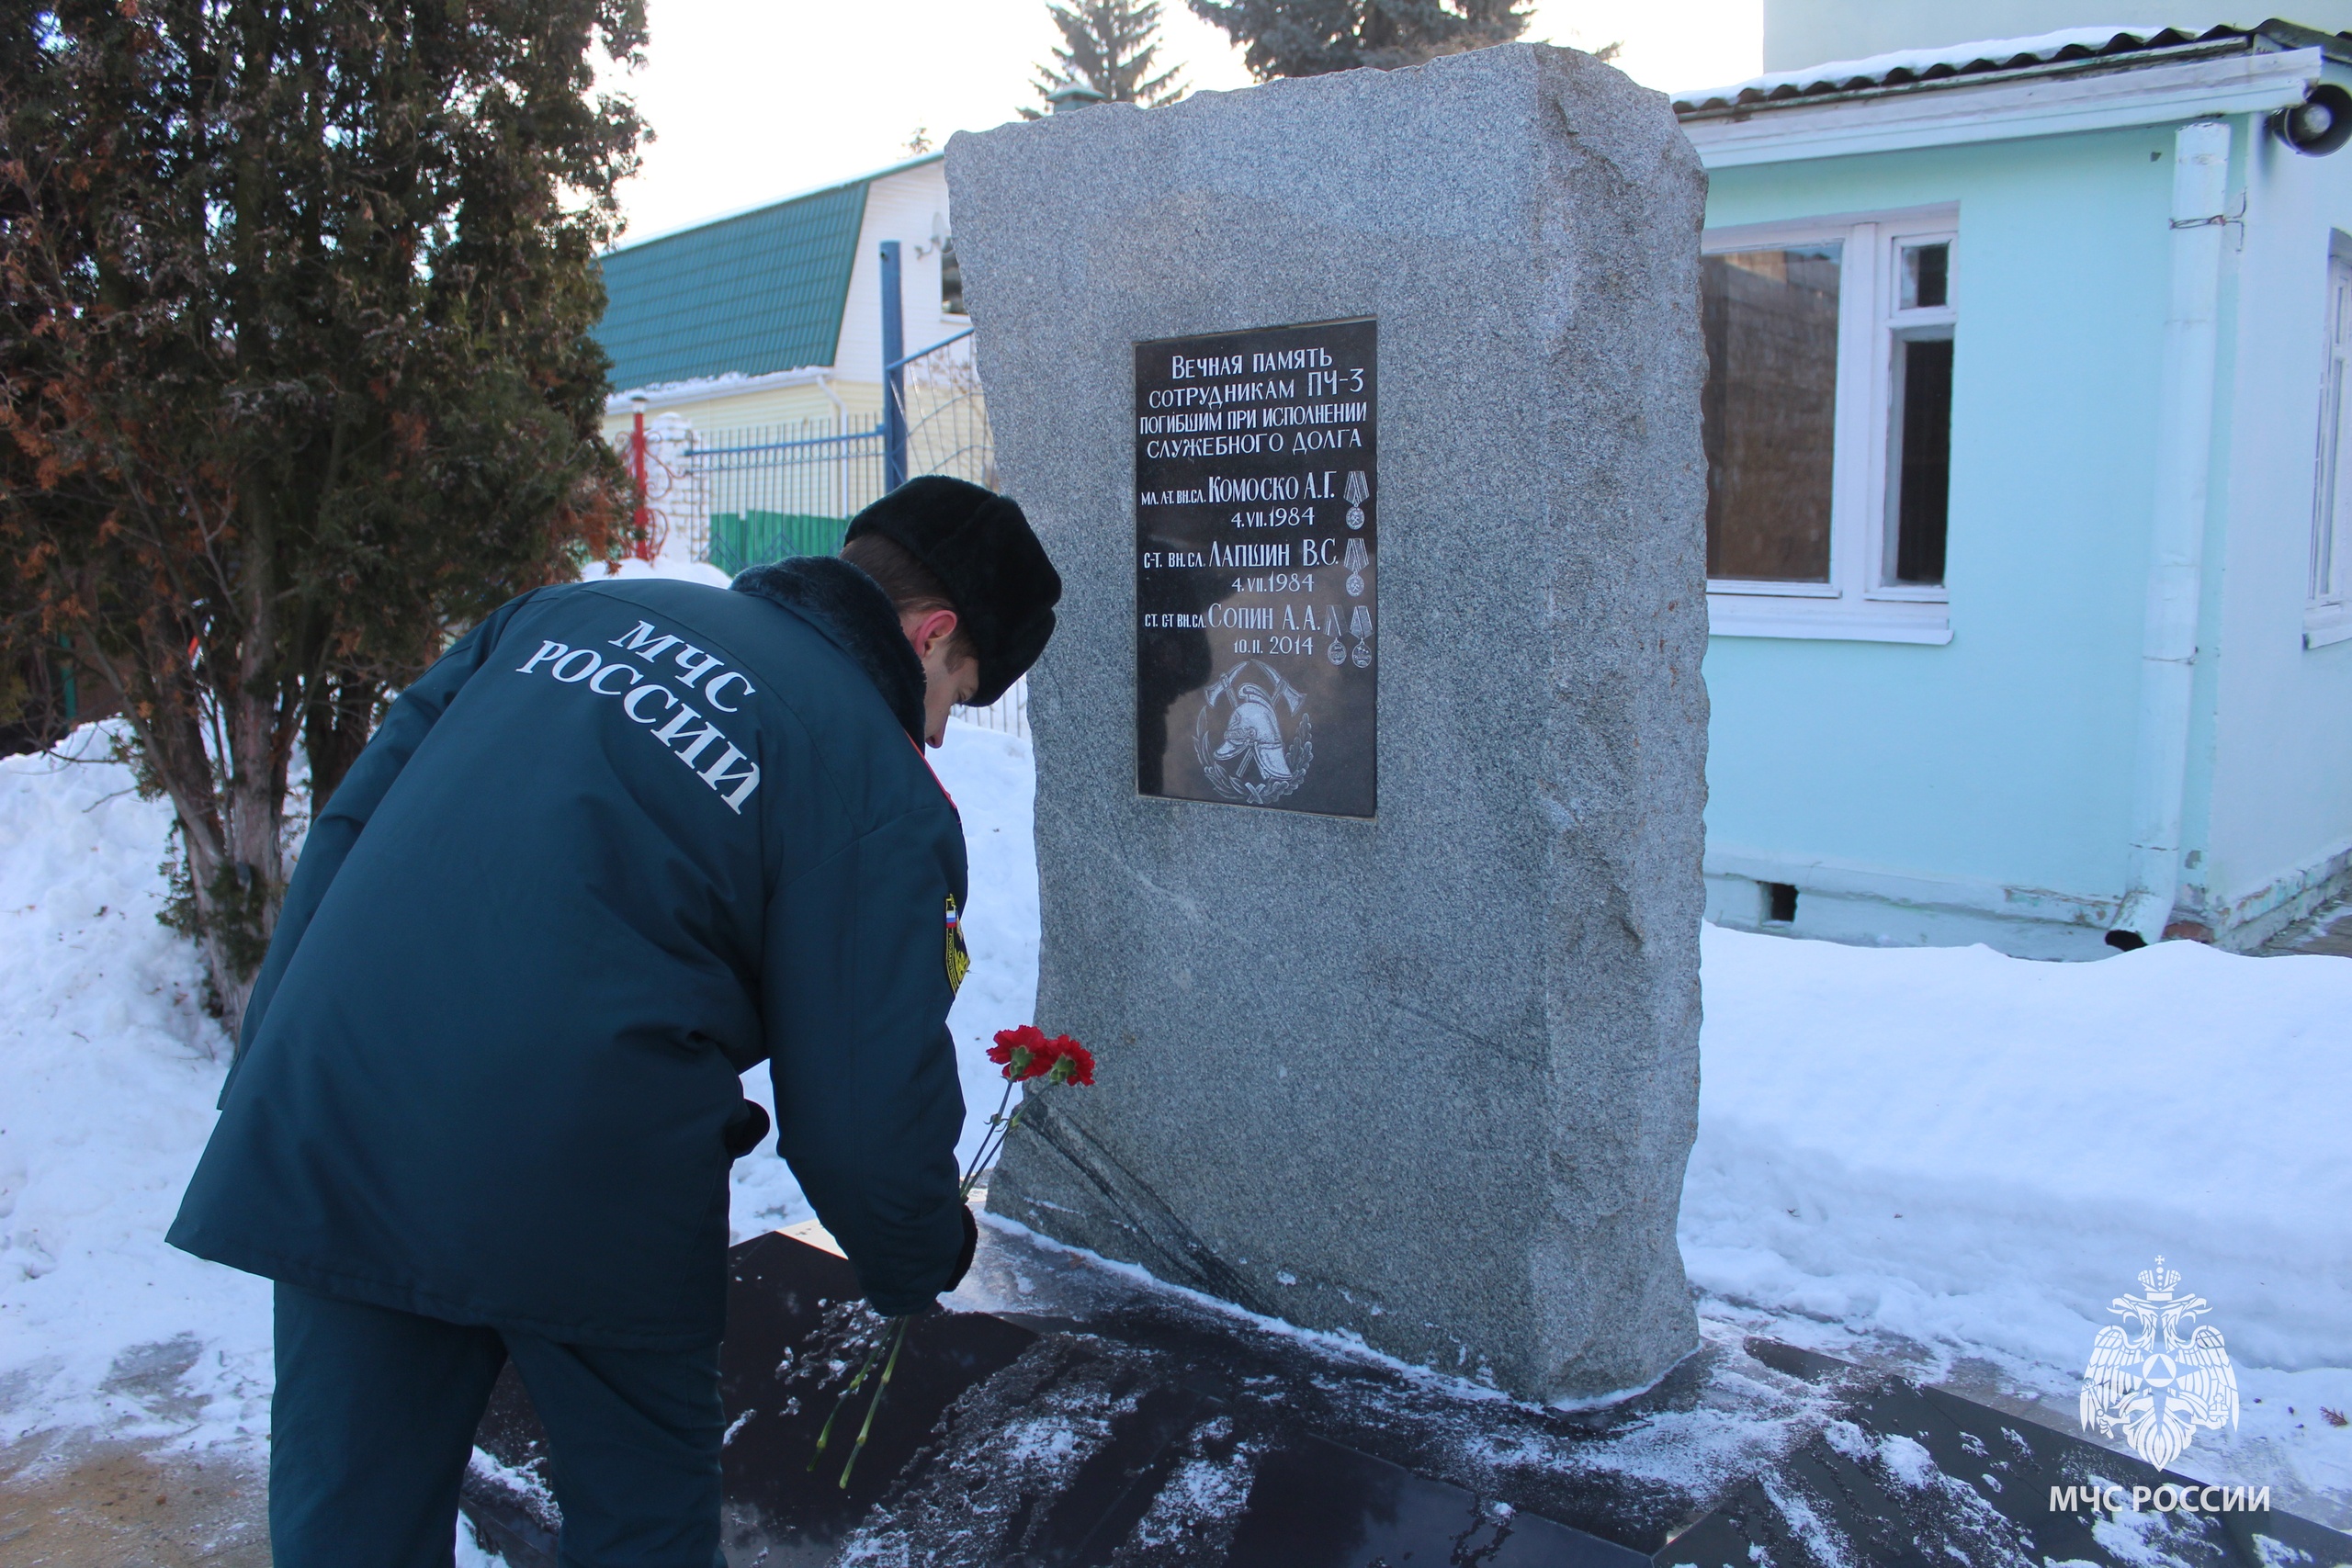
[2264,895,2352,956]
[0,1434,267,1567]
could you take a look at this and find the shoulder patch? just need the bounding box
[944,895,971,994]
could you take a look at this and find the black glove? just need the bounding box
[948,1203,978,1290]
[720,1099,771,1158]
[892,1209,978,1320]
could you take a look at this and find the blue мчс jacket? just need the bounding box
[168,560,971,1345]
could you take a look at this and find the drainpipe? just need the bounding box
[2118,119,2231,944]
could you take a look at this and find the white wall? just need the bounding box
[600,381,879,448]
[2196,96,2352,942]
[836,159,971,385]
[1763,1,2352,71]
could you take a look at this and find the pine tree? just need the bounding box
[0,0,645,1028]
[1187,0,1532,78]
[1024,0,1186,117]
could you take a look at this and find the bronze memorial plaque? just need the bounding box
[1135,318,1377,818]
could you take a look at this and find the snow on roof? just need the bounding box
[602,152,944,260]
[603,367,836,412]
[1672,22,2317,116]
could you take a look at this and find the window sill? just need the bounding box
[1707,592,1951,645]
[2306,605,2352,649]
[1708,578,1839,599]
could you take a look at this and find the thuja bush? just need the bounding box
[0,0,645,1027]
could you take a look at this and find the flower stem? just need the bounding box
[959,1082,1023,1200]
[814,1072,1035,1483]
[806,1329,888,1471]
[838,1317,910,1489]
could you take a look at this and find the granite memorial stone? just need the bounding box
[947,41,1710,1404]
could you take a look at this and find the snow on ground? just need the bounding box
[591,553,732,590]
[1686,924,2352,1517]
[0,728,266,1451]
[2,716,2347,1526]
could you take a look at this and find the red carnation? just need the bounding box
[1045,1036,1094,1086]
[989,1024,1054,1081]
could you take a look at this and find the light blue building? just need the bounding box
[1680,9,2352,956]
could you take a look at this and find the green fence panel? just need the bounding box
[707,511,852,577]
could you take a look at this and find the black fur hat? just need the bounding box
[844,476,1061,707]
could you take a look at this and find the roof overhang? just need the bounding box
[604,365,845,418]
[1683,45,2328,169]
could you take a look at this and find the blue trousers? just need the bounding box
[269,1281,724,1568]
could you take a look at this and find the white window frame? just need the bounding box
[1703,204,1959,646]
[2305,234,2352,649]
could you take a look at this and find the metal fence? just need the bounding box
[653,246,1019,733]
[889,330,995,493]
[695,422,888,577]
[682,335,995,576]
[952,676,1028,738]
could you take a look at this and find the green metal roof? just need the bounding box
[594,175,875,391]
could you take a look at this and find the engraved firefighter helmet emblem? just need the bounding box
[944,895,970,995]
[2079,1257,2239,1472]
[1194,659,1313,807]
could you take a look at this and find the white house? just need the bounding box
[593,153,978,569]
[597,152,965,439]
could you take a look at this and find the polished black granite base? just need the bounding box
[461,1228,2350,1567]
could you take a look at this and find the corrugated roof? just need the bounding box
[594,177,872,392]
[1674,18,2352,118]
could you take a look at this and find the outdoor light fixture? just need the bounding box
[2271,83,2352,155]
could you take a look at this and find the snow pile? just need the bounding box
[0,728,266,1449]
[1686,924,2352,1510]
[2,715,2346,1520]
[588,551,732,590]
[1686,928,2352,1368]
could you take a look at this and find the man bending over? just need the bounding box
[171,476,1060,1567]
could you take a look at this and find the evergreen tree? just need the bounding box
[1187,0,1532,77]
[0,0,645,1027]
[1024,0,1185,117]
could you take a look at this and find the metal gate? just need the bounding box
[694,422,888,576]
[667,240,1020,732]
[690,240,992,573]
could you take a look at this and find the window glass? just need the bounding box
[1892,336,1953,584]
[1702,244,1842,582]
[1900,243,1950,310]
[941,237,966,316]
[2315,255,2352,604]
